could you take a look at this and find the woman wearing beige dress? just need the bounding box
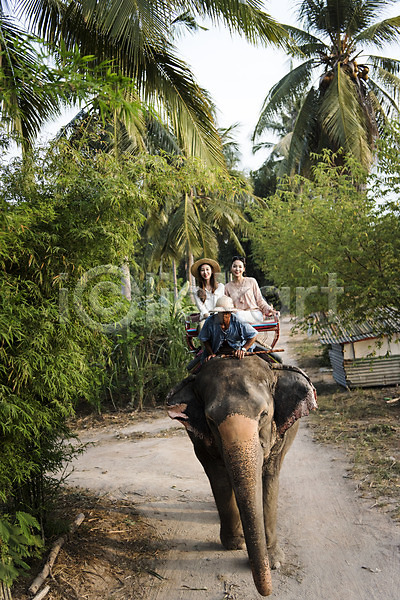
[224,256,278,324]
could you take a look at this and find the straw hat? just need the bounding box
[212,296,237,313]
[191,258,221,278]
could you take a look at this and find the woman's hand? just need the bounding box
[264,307,280,319]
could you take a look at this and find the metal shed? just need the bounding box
[314,309,400,388]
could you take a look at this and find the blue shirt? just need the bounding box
[198,313,257,356]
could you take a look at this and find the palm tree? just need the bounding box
[253,0,400,174]
[252,88,305,184]
[219,123,242,171]
[139,152,251,298]
[13,0,288,165]
[0,10,67,153]
[144,177,249,268]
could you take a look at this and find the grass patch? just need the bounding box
[290,329,400,520]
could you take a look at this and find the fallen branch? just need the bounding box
[31,585,50,600]
[145,569,165,580]
[386,397,400,404]
[181,584,208,590]
[28,513,85,596]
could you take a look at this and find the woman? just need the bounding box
[224,255,277,324]
[191,258,225,322]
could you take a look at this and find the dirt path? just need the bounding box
[67,317,399,599]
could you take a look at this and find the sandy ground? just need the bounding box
[66,317,400,599]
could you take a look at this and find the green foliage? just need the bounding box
[0,141,157,510]
[110,315,189,411]
[0,512,43,586]
[140,154,252,269]
[250,155,278,199]
[250,142,400,326]
[106,279,191,410]
[0,24,144,152]
[376,120,400,196]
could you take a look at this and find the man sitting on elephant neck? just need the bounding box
[198,296,257,362]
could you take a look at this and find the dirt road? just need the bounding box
[67,317,399,599]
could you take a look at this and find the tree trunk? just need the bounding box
[188,251,196,304]
[120,258,131,301]
[172,259,178,301]
[0,583,12,600]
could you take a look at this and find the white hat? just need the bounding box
[212,296,237,313]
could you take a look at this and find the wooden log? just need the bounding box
[28,513,85,596]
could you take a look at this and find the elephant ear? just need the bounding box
[271,365,318,436]
[166,376,212,442]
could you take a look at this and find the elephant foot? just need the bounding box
[268,544,285,569]
[220,530,246,550]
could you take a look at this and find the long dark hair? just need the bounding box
[231,255,246,275]
[196,264,217,293]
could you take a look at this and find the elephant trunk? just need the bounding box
[218,414,272,597]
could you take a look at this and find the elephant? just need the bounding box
[166,355,317,597]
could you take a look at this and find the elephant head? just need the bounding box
[166,356,317,597]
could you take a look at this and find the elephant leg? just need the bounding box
[262,468,284,568]
[262,423,299,568]
[192,441,245,550]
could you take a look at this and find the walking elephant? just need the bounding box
[166,356,317,597]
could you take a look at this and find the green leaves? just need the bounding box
[250,145,400,325]
[355,14,400,46]
[14,0,288,166]
[319,67,373,169]
[141,154,251,268]
[0,512,43,586]
[0,142,163,509]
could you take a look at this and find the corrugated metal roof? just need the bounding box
[313,308,400,345]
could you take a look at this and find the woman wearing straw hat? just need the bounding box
[191,258,225,324]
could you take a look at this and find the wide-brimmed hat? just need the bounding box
[212,296,237,313]
[191,258,221,278]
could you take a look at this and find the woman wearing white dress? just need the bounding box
[190,258,225,323]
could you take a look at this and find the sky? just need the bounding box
[37,0,400,173]
[176,0,299,171]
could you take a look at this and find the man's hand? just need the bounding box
[234,347,247,360]
[205,353,216,362]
